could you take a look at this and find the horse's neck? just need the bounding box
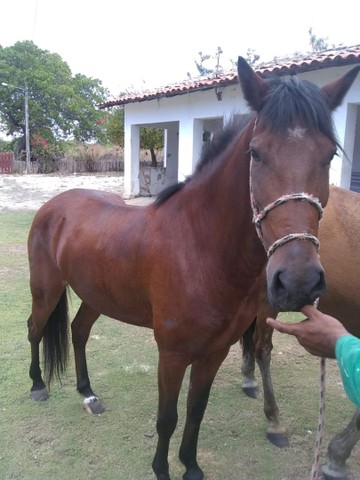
[180,122,266,276]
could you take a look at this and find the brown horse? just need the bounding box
[27,59,359,480]
[241,185,360,479]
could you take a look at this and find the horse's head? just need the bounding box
[237,58,360,311]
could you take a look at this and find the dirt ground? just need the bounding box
[0,173,153,211]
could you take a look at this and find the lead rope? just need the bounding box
[310,298,326,480]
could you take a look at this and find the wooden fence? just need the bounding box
[0,152,13,173]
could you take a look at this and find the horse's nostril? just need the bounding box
[314,269,326,298]
[273,271,286,296]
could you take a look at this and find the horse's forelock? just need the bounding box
[259,77,338,146]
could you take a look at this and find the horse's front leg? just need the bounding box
[71,302,103,414]
[152,351,188,480]
[179,347,230,480]
[321,410,360,480]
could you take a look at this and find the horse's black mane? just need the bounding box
[155,115,252,207]
[155,76,339,207]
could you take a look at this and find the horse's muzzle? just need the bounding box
[266,254,327,311]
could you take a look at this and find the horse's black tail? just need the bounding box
[43,288,69,386]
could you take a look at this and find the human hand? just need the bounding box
[266,305,350,358]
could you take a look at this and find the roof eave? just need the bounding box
[97,47,360,109]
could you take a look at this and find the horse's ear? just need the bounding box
[237,56,270,112]
[322,66,360,111]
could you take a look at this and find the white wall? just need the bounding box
[123,65,360,196]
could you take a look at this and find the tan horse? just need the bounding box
[241,185,360,480]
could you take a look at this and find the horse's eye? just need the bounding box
[250,149,261,162]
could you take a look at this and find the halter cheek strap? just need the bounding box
[250,182,324,259]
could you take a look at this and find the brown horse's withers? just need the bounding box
[27,59,359,480]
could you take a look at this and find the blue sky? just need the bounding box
[1,0,359,97]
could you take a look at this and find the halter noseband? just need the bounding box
[250,190,323,258]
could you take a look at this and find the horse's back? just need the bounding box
[35,188,127,216]
[28,188,154,325]
[29,188,138,259]
[30,187,141,230]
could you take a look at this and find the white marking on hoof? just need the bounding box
[242,378,258,389]
[83,395,98,405]
[83,396,98,414]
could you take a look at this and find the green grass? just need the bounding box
[0,211,359,480]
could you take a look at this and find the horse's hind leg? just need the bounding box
[28,313,49,401]
[71,302,103,414]
[28,285,69,401]
[321,410,360,480]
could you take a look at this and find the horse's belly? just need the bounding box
[69,278,153,329]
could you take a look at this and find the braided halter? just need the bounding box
[250,184,323,258]
[248,128,324,258]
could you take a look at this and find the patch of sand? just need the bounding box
[0,174,153,211]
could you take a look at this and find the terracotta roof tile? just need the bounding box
[98,44,360,108]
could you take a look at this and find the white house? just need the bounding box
[99,45,360,198]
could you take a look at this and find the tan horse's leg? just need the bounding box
[240,297,289,447]
[253,311,289,447]
[71,302,103,414]
[241,319,260,398]
[179,347,230,480]
[321,410,360,480]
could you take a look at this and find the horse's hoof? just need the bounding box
[321,464,349,480]
[322,475,348,480]
[31,387,49,402]
[266,432,290,448]
[83,396,105,414]
[242,385,260,399]
[183,467,204,480]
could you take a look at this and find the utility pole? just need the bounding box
[24,81,31,173]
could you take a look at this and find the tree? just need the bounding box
[105,107,124,146]
[308,27,330,53]
[140,127,164,167]
[105,107,164,166]
[193,46,225,77]
[0,41,108,158]
[244,48,260,66]
[192,46,260,79]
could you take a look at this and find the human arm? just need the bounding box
[266,305,360,409]
[266,305,349,358]
[335,335,360,410]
